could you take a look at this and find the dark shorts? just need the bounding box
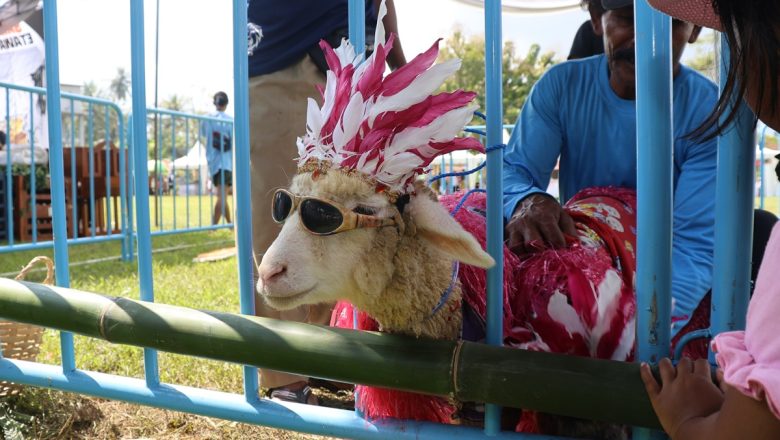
[212,170,232,187]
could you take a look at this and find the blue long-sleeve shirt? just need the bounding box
[503,54,719,335]
[200,111,234,177]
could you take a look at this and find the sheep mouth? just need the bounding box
[262,285,317,309]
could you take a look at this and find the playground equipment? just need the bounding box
[0,0,756,439]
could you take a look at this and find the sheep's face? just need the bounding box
[256,171,400,310]
[256,170,495,311]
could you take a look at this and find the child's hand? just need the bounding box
[640,358,725,438]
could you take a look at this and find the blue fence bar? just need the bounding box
[143,108,235,234]
[42,0,76,372]
[0,358,550,440]
[129,0,159,387]
[231,0,258,403]
[634,0,673,438]
[709,36,755,353]
[0,82,129,255]
[483,0,504,435]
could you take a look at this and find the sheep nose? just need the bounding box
[259,263,286,284]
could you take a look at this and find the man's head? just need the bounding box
[213,91,229,111]
[597,0,702,99]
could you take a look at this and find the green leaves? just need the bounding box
[437,30,558,125]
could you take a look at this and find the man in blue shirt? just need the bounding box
[200,91,234,225]
[247,0,405,404]
[503,0,716,337]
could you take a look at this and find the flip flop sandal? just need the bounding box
[269,385,318,405]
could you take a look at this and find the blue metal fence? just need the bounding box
[0,81,131,259]
[0,86,235,258]
[145,107,235,235]
[0,0,758,439]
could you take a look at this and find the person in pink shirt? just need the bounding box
[638,1,780,438]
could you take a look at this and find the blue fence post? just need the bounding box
[709,36,755,357]
[4,92,12,246]
[28,93,37,243]
[347,0,366,416]
[42,0,76,372]
[130,0,160,387]
[118,111,130,261]
[634,0,673,438]
[484,0,504,435]
[232,0,259,403]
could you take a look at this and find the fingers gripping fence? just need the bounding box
[0,1,755,440]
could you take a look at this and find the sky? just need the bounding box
[52,0,713,114]
[52,0,588,113]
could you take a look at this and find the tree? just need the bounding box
[109,68,131,103]
[686,31,717,82]
[437,30,557,125]
[149,94,198,160]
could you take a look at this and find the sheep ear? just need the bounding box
[407,194,496,269]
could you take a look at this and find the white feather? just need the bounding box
[335,93,364,149]
[306,98,323,136]
[368,58,462,123]
[374,0,388,51]
[320,71,338,124]
[547,290,588,339]
[334,38,356,66]
[384,105,477,158]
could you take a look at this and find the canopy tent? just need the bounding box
[172,142,208,170]
[172,142,210,194]
[452,0,581,14]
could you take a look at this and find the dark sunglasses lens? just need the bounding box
[272,191,293,222]
[300,199,343,234]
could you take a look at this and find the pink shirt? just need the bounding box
[713,223,780,420]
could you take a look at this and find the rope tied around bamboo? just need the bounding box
[0,256,52,396]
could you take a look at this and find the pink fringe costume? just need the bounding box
[712,223,780,420]
[333,187,711,431]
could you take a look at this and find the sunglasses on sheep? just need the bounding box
[271,189,398,236]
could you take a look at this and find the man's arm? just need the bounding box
[669,137,717,335]
[374,0,406,69]
[502,74,564,219]
[503,71,575,253]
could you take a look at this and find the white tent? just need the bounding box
[173,142,208,169]
[172,142,210,194]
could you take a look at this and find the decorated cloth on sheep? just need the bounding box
[334,186,637,427]
[333,186,709,430]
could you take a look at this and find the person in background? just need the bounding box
[567,0,605,60]
[504,0,717,351]
[247,0,406,405]
[639,1,780,439]
[200,91,233,225]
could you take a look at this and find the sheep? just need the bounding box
[255,3,703,436]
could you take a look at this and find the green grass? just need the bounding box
[0,195,342,438]
[1,229,243,390]
[147,192,233,232]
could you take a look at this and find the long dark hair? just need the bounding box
[690,0,780,140]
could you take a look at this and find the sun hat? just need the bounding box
[646,0,722,30]
[601,0,722,30]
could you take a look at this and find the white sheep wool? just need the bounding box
[295,0,483,199]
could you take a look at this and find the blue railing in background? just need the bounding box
[145,108,235,236]
[0,83,235,258]
[0,81,131,259]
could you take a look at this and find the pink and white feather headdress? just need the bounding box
[296,1,483,197]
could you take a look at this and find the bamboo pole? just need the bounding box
[0,278,660,428]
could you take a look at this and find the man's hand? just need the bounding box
[640,358,725,439]
[506,194,577,255]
